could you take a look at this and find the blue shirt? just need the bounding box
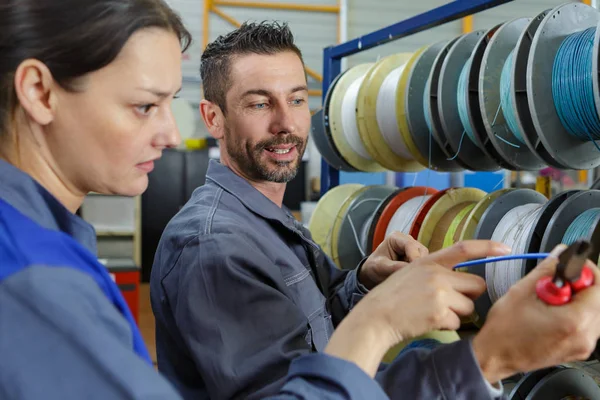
[151,160,505,400]
[0,159,388,400]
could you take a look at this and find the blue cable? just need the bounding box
[453,253,550,270]
[563,208,600,245]
[552,27,600,151]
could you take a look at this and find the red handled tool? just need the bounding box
[536,240,595,306]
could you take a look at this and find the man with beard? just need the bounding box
[149,21,600,400]
[149,21,434,398]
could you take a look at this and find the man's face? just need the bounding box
[221,51,310,183]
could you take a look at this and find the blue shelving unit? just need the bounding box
[320,0,515,195]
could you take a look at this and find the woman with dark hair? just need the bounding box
[0,0,189,397]
[3,2,600,400]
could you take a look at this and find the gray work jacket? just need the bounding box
[151,160,504,400]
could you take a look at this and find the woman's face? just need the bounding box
[48,27,183,196]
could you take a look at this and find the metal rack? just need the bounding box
[319,0,515,195]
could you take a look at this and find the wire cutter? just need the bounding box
[536,240,595,306]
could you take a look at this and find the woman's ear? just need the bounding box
[13,59,57,126]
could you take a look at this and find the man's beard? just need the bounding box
[224,127,306,183]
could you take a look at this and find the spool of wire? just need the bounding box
[486,203,543,303]
[552,27,600,150]
[442,203,475,248]
[499,49,526,144]
[562,208,600,245]
[375,62,414,160]
[457,58,477,144]
[341,74,373,159]
[385,195,431,237]
[423,76,433,133]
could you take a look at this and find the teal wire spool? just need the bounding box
[552,27,600,152]
[457,58,477,144]
[562,208,600,245]
[499,49,526,145]
[527,2,600,170]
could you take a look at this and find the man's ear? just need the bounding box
[200,99,225,140]
[13,59,57,126]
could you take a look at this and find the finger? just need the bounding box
[585,260,600,287]
[386,232,422,261]
[403,240,426,262]
[445,270,487,299]
[445,290,476,317]
[428,240,511,269]
[437,310,462,332]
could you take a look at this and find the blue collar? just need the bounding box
[0,159,97,254]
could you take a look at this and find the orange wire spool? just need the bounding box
[409,189,451,239]
[369,186,438,251]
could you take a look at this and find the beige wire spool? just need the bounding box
[458,188,514,242]
[356,53,424,172]
[396,46,430,167]
[308,184,364,259]
[417,188,487,252]
[329,64,387,172]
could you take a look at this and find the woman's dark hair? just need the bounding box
[0,0,192,137]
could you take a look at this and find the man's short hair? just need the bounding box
[200,21,304,114]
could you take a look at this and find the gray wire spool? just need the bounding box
[539,190,600,264]
[332,185,397,270]
[480,17,547,171]
[406,41,463,172]
[437,30,500,171]
[463,23,519,170]
[512,9,566,169]
[527,2,600,170]
[425,35,475,170]
[522,190,581,274]
[318,71,361,172]
[471,188,547,325]
[405,40,464,172]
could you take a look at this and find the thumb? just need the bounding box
[385,232,426,262]
[520,244,567,286]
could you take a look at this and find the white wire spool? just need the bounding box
[385,195,432,237]
[486,203,543,303]
[376,62,415,160]
[341,74,372,160]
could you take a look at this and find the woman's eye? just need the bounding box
[137,104,157,115]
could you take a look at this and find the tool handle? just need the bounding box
[536,276,572,306]
[571,265,595,293]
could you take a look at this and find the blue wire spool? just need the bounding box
[527,2,600,170]
[552,27,600,152]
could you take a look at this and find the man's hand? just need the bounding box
[473,244,600,384]
[359,231,429,289]
[357,240,511,345]
[326,240,511,377]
